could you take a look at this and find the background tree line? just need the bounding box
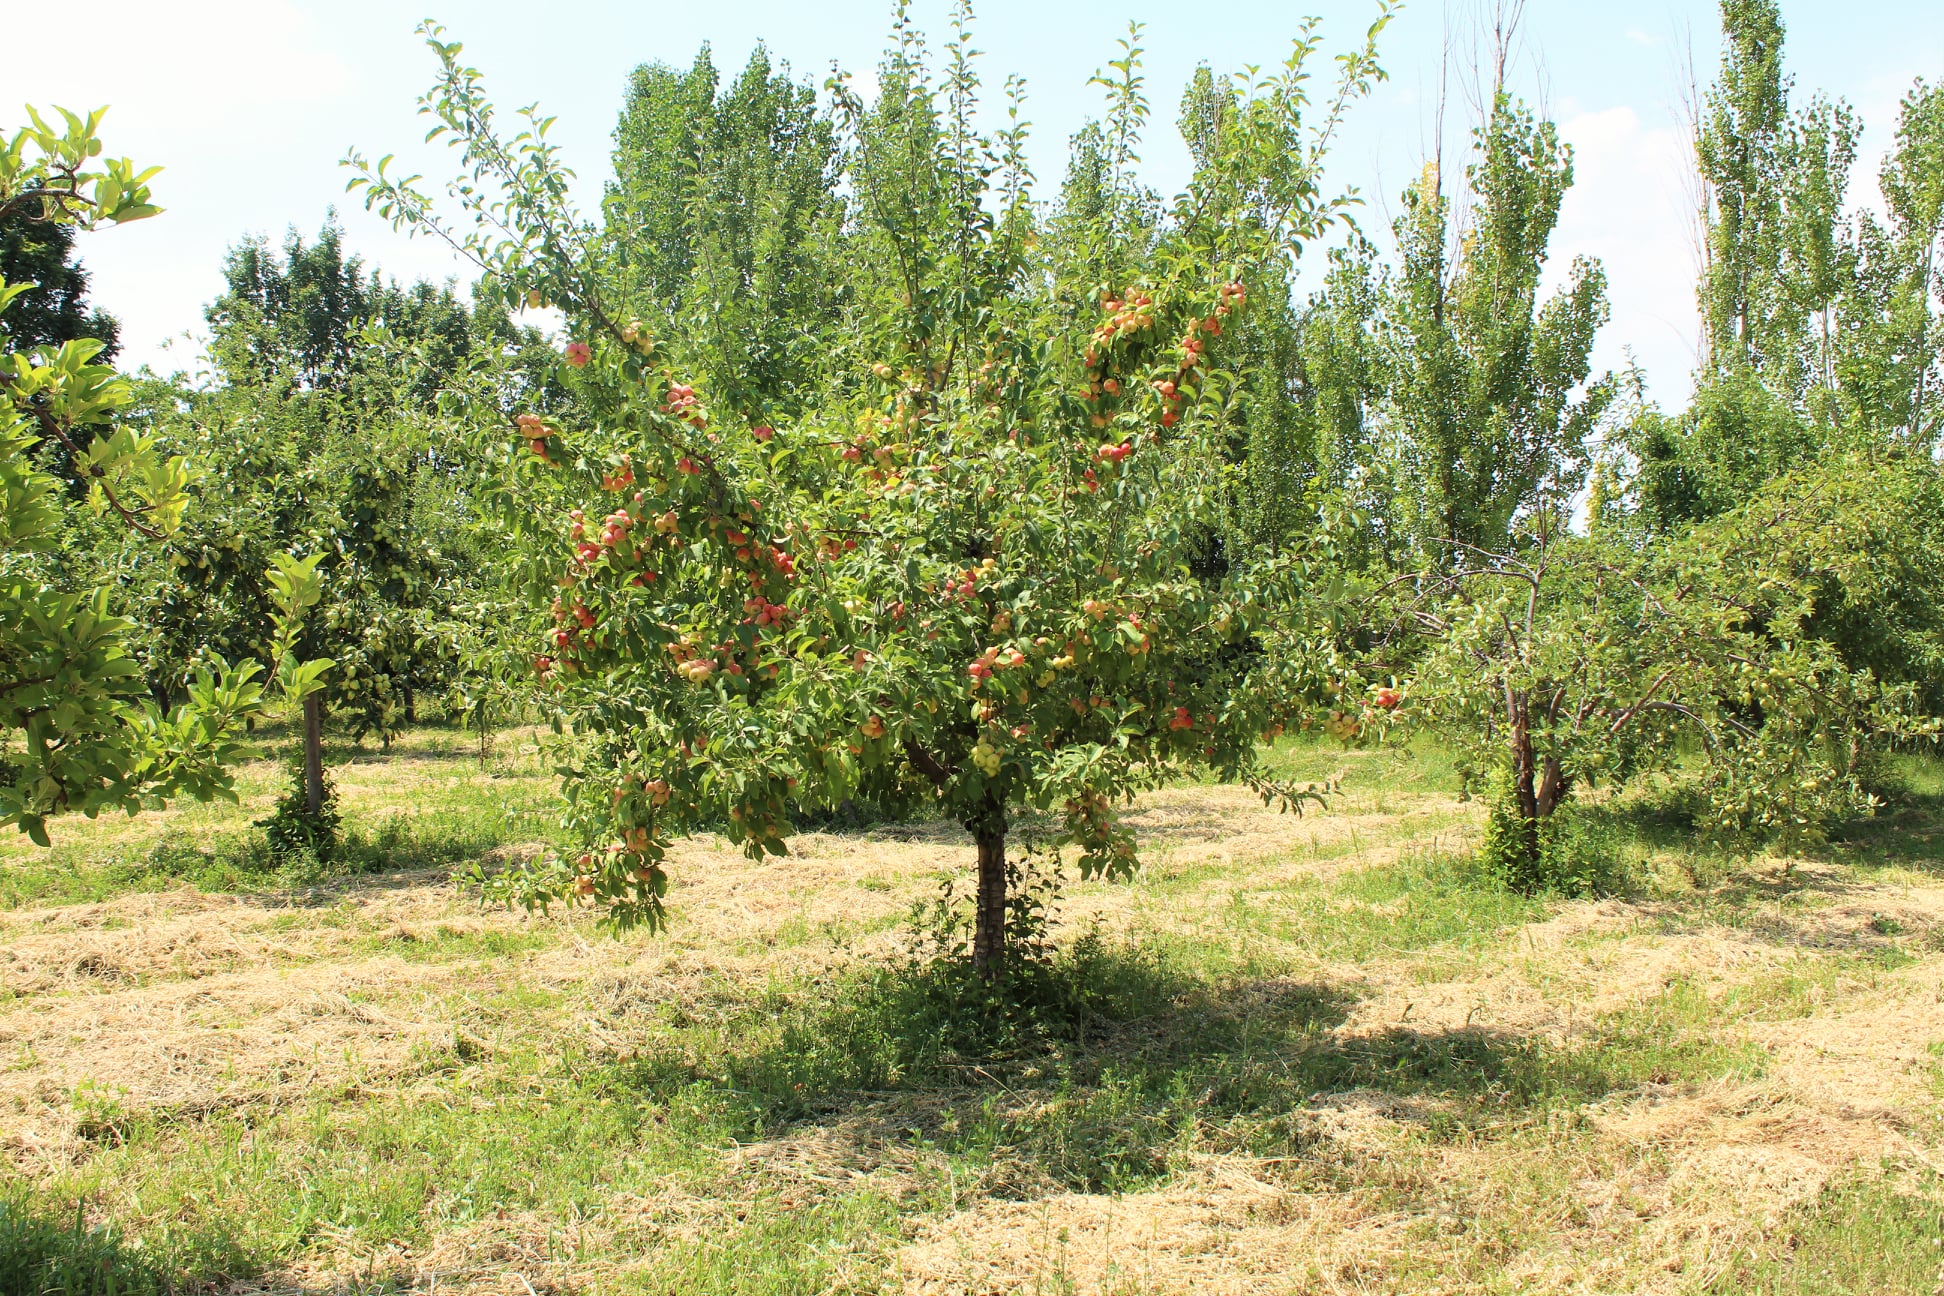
[6,0,1943,896]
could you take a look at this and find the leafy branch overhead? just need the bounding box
[0,107,331,846]
[1,106,161,228]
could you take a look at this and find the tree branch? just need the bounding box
[903,737,958,791]
[28,405,167,540]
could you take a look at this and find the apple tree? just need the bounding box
[1378,455,1944,886]
[1,107,331,843]
[351,15,1390,968]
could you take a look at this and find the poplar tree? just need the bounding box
[1380,95,1611,562]
[606,45,843,421]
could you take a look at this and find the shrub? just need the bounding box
[1477,767,1623,896]
[257,748,341,860]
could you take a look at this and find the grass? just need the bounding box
[1707,1171,1944,1294]
[0,1193,166,1296]
[6,732,1944,1292]
[0,723,563,908]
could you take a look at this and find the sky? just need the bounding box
[10,0,1942,406]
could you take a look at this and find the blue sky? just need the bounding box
[14,1,1942,404]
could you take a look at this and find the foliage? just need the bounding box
[1386,456,1944,876]
[0,105,160,230]
[1835,78,1944,445]
[205,215,484,395]
[441,591,532,763]
[111,217,549,740]
[347,11,1395,961]
[0,108,331,845]
[606,43,844,420]
[1376,93,1611,562]
[1629,3,1944,526]
[0,214,118,363]
[259,743,343,861]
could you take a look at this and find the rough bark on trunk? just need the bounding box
[899,738,1007,976]
[303,695,325,818]
[971,822,1008,977]
[1536,755,1570,818]
[1505,687,1572,872]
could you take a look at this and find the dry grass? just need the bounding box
[6,737,1944,1293]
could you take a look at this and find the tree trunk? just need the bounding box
[1504,686,1573,878]
[1506,687,1542,870]
[303,695,325,818]
[1535,755,1570,818]
[971,820,1008,978]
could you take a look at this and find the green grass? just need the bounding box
[1708,1171,1944,1294]
[21,845,1777,1285]
[0,724,562,908]
[10,731,1944,1292]
[620,1192,904,1295]
[350,924,555,963]
[0,1194,167,1296]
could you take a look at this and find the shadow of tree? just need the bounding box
[1826,775,1944,875]
[610,937,1756,1196]
[1567,766,1944,896]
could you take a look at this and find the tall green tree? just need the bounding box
[1832,80,1944,446]
[206,214,477,396]
[606,43,843,420]
[1172,62,1312,559]
[0,214,118,361]
[1695,0,1794,377]
[1381,96,1611,563]
[1627,0,1941,525]
[126,218,547,749]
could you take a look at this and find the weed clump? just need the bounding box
[1477,771,1626,896]
[258,749,342,862]
[0,1196,166,1296]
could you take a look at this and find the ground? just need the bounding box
[5,728,1944,1294]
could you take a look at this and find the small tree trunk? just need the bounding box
[1536,755,1570,818]
[971,821,1008,978]
[1507,687,1542,871]
[303,695,325,818]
